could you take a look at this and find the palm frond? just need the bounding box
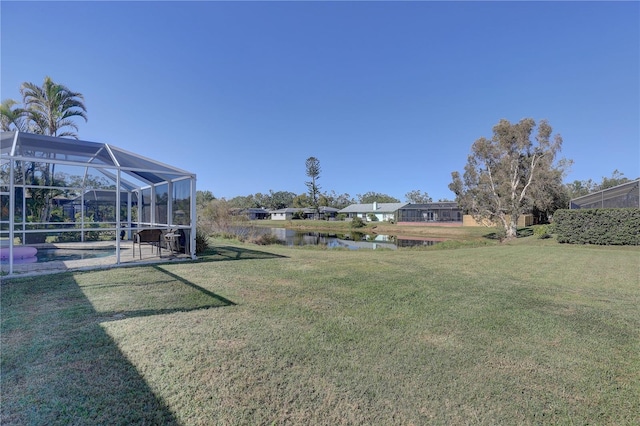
[19,76,88,137]
[1,98,28,131]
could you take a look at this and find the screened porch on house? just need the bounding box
[1,131,197,275]
[570,179,640,209]
[397,202,463,223]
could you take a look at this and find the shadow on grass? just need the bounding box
[1,264,239,425]
[81,265,237,321]
[151,264,236,306]
[484,226,534,240]
[196,245,288,262]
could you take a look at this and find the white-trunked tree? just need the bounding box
[449,118,563,239]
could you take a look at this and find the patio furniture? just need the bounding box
[134,229,163,259]
[164,229,186,254]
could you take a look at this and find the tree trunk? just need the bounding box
[496,213,513,240]
[506,214,518,239]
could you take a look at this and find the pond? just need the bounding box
[266,228,443,250]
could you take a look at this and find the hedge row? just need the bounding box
[553,208,640,245]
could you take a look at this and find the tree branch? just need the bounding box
[519,151,540,204]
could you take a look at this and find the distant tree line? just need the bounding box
[196,156,439,212]
[196,188,440,211]
[194,121,636,239]
[197,166,632,215]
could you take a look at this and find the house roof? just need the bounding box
[270,208,304,214]
[319,206,339,213]
[399,202,459,210]
[270,206,340,214]
[230,208,269,214]
[71,189,136,203]
[338,202,408,213]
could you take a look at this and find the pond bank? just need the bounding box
[251,219,493,242]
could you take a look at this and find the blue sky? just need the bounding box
[2,1,638,202]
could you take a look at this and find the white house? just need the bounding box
[270,206,341,221]
[338,202,408,222]
[270,208,301,221]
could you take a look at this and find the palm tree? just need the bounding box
[20,76,87,138]
[19,77,88,226]
[1,99,28,205]
[0,98,28,131]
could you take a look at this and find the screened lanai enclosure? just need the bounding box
[570,179,640,209]
[1,131,197,275]
[397,202,463,223]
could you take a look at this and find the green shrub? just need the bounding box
[533,224,552,239]
[336,213,346,221]
[367,213,378,222]
[350,217,366,228]
[195,228,210,254]
[56,231,82,243]
[554,208,640,245]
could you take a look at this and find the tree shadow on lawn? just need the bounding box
[196,245,288,263]
[0,266,237,425]
[150,264,236,307]
[483,227,534,240]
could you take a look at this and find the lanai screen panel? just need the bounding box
[397,203,462,222]
[570,180,640,209]
[1,131,197,274]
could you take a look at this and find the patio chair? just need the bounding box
[133,229,163,259]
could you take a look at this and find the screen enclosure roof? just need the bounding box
[1,131,195,190]
[570,178,640,209]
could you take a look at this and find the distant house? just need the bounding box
[314,206,340,220]
[270,206,341,221]
[270,208,302,221]
[338,202,408,222]
[70,190,135,221]
[397,202,462,224]
[237,208,270,220]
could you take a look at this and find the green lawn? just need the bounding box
[2,238,639,425]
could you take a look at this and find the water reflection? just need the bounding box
[268,228,442,250]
